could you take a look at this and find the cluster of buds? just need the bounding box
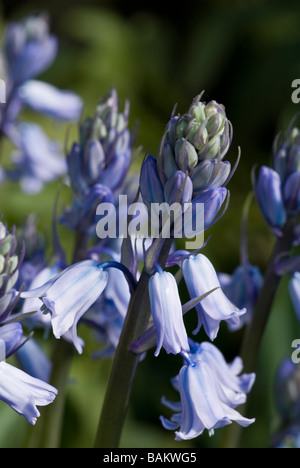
[62,88,135,231]
[254,120,300,236]
[0,221,22,324]
[140,94,234,240]
[157,95,233,195]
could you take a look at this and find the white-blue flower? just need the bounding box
[21,260,108,354]
[149,269,189,357]
[182,254,246,340]
[161,341,255,440]
[0,360,57,425]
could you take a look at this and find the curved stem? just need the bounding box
[220,215,297,448]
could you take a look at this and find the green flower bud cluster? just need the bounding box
[0,221,20,319]
[157,94,233,194]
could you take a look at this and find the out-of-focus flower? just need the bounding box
[148,268,189,356]
[160,341,255,440]
[17,80,83,121]
[8,123,67,194]
[0,14,83,193]
[62,88,134,233]
[182,254,246,340]
[83,267,131,357]
[16,338,52,383]
[274,358,300,423]
[3,14,57,87]
[218,264,264,330]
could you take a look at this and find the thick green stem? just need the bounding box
[220,216,297,448]
[94,239,173,448]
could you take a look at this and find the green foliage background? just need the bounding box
[0,0,300,448]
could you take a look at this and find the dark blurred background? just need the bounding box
[1,0,300,448]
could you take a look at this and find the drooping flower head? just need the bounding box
[148,267,189,357]
[161,341,255,440]
[182,254,246,340]
[21,259,109,354]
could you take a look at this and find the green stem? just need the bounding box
[94,239,173,448]
[220,215,297,448]
[39,340,74,448]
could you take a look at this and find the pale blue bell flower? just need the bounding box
[21,260,109,354]
[149,268,189,357]
[0,360,57,425]
[182,254,246,340]
[160,341,255,440]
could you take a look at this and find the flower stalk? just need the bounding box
[221,214,298,448]
[94,239,173,448]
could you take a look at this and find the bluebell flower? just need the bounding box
[0,360,57,425]
[160,341,255,440]
[289,272,300,324]
[182,254,246,340]
[3,14,58,87]
[20,265,60,330]
[139,155,165,208]
[149,268,189,356]
[9,123,67,194]
[21,260,109,354]
[254,166,287,235]
[183,187,228,236]
[218,264,264,330]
